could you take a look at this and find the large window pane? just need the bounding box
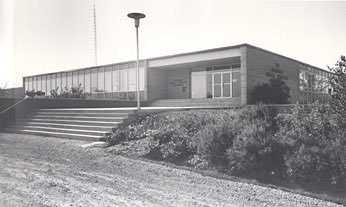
[120,69,127,91]
[91,69,98,92]
[51,74,56,91]
[46,75,51,96]
[232,71,241,97]
[73,71,78,87]
[28,77,33,91]
[78,70,84,92]
[41,75,46,94]
[105,66,112,92]
[85,69,91,93]
[128,68,136,91]
[33,77,37,91]
[37,76,42,91]
[67,72,72,89]
[112,65,120,92]
[97,67,104,91]
[139,67,144,90]
[61,73,67,90]
[24,78,29,92]
[56,73,61,93]
[207,73,212,98]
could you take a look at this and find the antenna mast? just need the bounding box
[93,0,98,65]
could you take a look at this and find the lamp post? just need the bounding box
[127,12,145,111]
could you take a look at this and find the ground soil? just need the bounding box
[0,132,344,207]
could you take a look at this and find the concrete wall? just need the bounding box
[167,69,190,99]
[245,46,300,104]
[147,69,168,101]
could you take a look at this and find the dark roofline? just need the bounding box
[243,44,330,73]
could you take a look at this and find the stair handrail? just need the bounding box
[0,96,28,115]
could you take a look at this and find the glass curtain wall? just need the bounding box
[299,64,331,104]
[23,61,145,100]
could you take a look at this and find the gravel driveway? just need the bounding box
[0,132,343,207]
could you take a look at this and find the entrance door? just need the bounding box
[213,72,231,98]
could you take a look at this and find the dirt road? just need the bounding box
[0,133,343,207]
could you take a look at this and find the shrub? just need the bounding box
[193,122,236,168]
[277,103,346,187]
[107,109,235,164]
[252,78,290,104]
[225,105,286,177]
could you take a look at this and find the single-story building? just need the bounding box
[23,43,332,106]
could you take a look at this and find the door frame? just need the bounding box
[212,71,232,98]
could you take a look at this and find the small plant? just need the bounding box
[25,90,36,98]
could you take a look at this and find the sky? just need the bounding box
[0,0,345,88]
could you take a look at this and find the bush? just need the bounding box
[225,105,286,177]
[50,84,86,98]
[277,103,346,187]
[252,78,290,104]
[107,109,235,164]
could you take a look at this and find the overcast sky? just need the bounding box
[0,0,345,88]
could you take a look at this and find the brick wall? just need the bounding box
[246,46,300,104]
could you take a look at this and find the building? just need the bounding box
[23,44,332,106]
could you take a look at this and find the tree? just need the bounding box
[329,55,346,126]
[252,78,290,104]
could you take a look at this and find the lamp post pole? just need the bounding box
[127,12,145,111]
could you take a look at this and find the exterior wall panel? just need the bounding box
[245,46,300,104]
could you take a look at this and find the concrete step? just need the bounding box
[31,112,129,118]
[35,108,136,114]
[4,129,105,142]
[9,125,111,136]
[29,115,125,122]
[24,118,122,127]
[3,107,137,141]
[15,122,117,132]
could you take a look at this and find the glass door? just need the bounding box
[213,71,231,98]
[213,73,222,98]
[222,72,231,98]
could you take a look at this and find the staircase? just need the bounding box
[149,98,241,108]
[4,108,136,141]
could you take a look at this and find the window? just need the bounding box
[28,77,32,91]
[91,69,98,92]
[24,78,28,92]
[51,74,56,91]
[73,71,78,87]
[119,68,127,92]
[61,73,67,90]
[41,75,46,94]
[128,68,136,91]
[37,76,42,91]
[46,75,51,95]
[85,69,91,93]
[57,73,62,93]
[78,70,84,91]
[67,72,72,89]
[105,66,112,92]
[97,67,104,91]
[139,67,145,90]
[112,65,120,92]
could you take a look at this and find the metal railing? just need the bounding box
[0,96,28,115]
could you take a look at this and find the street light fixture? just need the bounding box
[127,12,145,111]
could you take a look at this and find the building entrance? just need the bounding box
[213,71,231,98]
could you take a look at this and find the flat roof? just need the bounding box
[23,43,330,78]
